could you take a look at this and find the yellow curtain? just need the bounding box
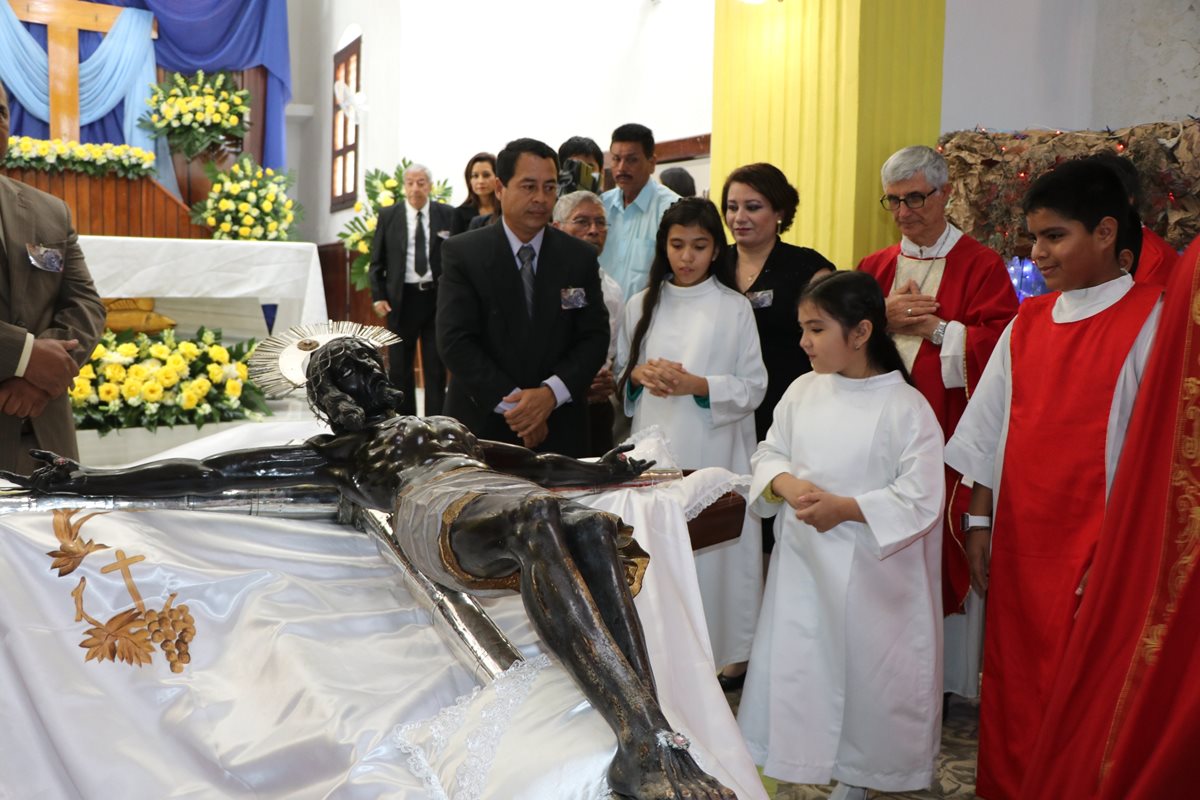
[711,0,945,269]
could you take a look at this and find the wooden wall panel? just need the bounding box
[0,169,211,239]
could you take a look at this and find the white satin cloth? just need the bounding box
[0,423,765,800]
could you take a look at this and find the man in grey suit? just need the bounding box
[0,82,105,473]
[437,138,609,457]
[368,163,454,416]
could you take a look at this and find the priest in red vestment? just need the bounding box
[1019,236,1200,800]
[857,145,1018,624]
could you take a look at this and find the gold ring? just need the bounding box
[906,307,913,316]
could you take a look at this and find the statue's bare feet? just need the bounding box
[608,731,736,799]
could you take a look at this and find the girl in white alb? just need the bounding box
[615,197,767,670]
[740,270,944,800]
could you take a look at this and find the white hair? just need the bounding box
[553,190,605,224]
[404,163,432,182]
[880,146,948,189]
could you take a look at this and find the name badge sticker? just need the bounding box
[561,287,587,309]
[747,289,774,309]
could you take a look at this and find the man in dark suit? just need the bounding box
[437,138,609,457]
[368,163,454,416]
[0,81,106,473]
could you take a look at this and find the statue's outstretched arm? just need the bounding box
[478,441,653,488]
[1,442,335,498]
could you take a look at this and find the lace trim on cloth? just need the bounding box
[680,471,750,522]
[392,653,552,800]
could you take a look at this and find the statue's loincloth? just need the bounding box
[391,467,648,598]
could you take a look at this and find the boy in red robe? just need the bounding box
[944,158,1163,800]
[1018,235,1200,800]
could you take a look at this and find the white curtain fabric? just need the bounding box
[0,423,765,799]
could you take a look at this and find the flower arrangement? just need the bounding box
[3,136,156,179]
[71,328,270,435]
[338,159,453,290]
[138,70,250,159]
[190,153,301,241]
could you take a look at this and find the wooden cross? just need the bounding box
[101,548,147,612]
[9,0,157,142]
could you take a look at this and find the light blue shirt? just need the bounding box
[598,179,680,300]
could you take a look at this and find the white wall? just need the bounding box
[941,0,1199,134]
[1091,0,1200,128]
[286,0,715,244]
[941,0,1099,133]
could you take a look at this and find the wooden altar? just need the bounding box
[1,167,210,238]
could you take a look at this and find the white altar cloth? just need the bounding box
[0,423,765,800]
[79,235,328,333]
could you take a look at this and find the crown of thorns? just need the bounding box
[247,321,399,398]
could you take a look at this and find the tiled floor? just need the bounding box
[731,690,981,800]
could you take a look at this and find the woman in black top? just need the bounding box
[451,152,500,234]
[722,163,835,442]
[714,162,835,691]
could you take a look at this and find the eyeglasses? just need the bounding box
[568,216,607,230]
[880,187,939,211]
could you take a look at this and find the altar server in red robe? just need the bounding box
[944,159,1163,800]
[1015,234,1200,800]
[858,145,1017,698]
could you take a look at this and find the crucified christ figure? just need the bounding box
[3,336,734,800]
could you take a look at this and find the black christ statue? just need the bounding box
[2,337,733,800]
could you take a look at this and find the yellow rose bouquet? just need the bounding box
[337,159,453,290]
[191,153,302,241]
[138,70,250,159]
[72,327,270,435]
[3,136,156,179]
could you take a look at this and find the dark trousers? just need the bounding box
[388,284,445,416]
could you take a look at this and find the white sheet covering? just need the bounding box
[0,423,765,800]
[79,235,328,332]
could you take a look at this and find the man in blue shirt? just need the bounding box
[598,123,680,300]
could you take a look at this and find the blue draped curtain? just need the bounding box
[3,0,291,169]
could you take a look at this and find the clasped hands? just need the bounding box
[771,473,862,533]
[887,279,942,338]
[631,358,705,398]
[503,385,556,449]
[0,338,81,419]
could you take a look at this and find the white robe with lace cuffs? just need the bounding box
[739,371,945,790]
[616,276,768,666]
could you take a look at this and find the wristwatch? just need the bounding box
[961,513,991,532]
[930,320,949,347]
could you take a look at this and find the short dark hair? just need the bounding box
[658,167,696,198]
[558,136,604,168]
[496,138,559,185]
[1023,158,1142,266]
[610,123,655,159]
[1084,150,1143,209]
[721,163,800,233]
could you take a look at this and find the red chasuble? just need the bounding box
[858,235,1017,612]
[1133,224,1178,287]
[1020,238,1198,800]
[976,282,1160,800]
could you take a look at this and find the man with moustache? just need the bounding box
[0,81,105,473]
[437,139,609,457]
[599,123,680,300]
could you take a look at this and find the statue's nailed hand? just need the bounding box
[599,444,655,480]
[0,449,82,493]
